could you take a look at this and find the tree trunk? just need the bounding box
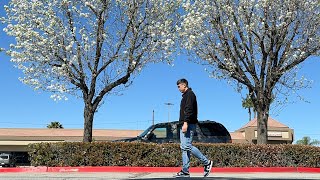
[248,108,252,121]
[256,104,270,144]
[83,103,95,142]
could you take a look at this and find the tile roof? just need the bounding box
[239,117,289,130]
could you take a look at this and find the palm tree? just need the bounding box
[296,136,320,146]
[242,95,256,121]
[242,94,275,121]
[47,121,64,129]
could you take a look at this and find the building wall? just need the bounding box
[236,127,294,144]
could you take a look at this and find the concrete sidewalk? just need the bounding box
[0,172,320,179]
[1,167,320,179]
[1,166,320,173]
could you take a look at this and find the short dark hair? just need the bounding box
[177,78,188,87]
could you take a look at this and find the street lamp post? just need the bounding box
[164,102,174,123]
[152,110,155,126]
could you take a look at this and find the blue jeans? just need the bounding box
[180,123,209,173]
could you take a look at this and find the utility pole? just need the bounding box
[164,102,174,123]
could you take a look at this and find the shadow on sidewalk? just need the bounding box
[135,178,317,180]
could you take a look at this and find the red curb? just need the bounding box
[297,167,320,173]
[0,167,320,173]
[0,167,47,173]
[47,167,182,173]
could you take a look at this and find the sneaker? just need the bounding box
[175,170,190,178]
[203,160,213,177]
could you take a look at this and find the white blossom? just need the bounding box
[3,0,181,101]
[180,0,319,83]
[179,0,319,128]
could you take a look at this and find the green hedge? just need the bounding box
[28,142,320,167]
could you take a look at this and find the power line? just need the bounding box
[0,120,152,126]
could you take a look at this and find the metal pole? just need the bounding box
[152,110,154,126]
[164,103,174,123]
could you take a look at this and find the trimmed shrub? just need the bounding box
[28,142,320,167]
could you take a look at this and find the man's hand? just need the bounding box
[182,122,188,133]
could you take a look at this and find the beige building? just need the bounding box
[0,128,143,165]
[230,117,294,144]
[0,128,142,152]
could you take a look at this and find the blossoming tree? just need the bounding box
[2,0,180,142]
[180,0,319,144]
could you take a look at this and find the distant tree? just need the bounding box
[47,121,64,129]
[242,93,275,121]
[179,0,319,144]
[242,94,255,121]
[2,0,180,142]
[296,136,320,146]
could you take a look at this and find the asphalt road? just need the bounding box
[0,172,319,180]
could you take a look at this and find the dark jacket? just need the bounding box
[179,88,198,124]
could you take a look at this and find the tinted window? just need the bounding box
[199,123,228,136]
[152,127,167,138]
[172,125,179,139]
[175,124,198,140]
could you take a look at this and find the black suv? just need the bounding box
[116,120,231,143]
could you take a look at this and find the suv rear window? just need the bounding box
[199,123,228,136]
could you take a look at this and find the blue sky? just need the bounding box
[0,1,319,143]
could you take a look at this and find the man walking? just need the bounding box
[175,78,213,178]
